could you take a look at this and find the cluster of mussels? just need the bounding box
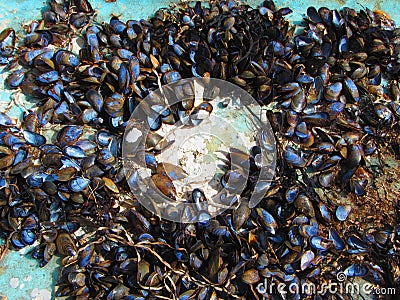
[0,0,400,299]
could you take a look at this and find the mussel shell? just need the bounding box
[290,89,306,113]
[0,112,15,126]
[232,198,251,230]
[300,250,315,271]
[57,125,83,147]
[283,147,307,167]
[335,205,352,221]
[310,235,331,250]
[56,231,77,256]
[344,264,367,277]
[68,176,90,192]
[324,82,342,101]
[147,114,162,131]
[36,70,59,84]
[21,229,36,245]
[63,145,87,158]
[344,77,360,102]
[0,28,15,54]
[23,131,46,147]
[294,194,315,218]
[192,188,206,204]
[374,104,393,123]
[55,50,79,67]
[329,228,346,251]
[152,173,176,198]
[105,93,124,117]
[42,181,58,195]
[286,186,299,203]
[10,232,25,249]
[307,7,322,23]
[163,71,181,84]
[86,89,103,112]
[6,69,25,88]
[96,130,114,147]
[241,269,260,285]
[67,272,86,287]
[26,172,49,188]
[256,208,278,234]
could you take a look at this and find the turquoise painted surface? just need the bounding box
[0,247,61,300]
[0,0,399,299]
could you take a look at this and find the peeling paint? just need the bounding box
[9,277,19,289]
[30,288,52,300]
